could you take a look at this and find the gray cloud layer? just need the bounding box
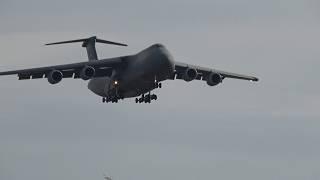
[1,0,320,180]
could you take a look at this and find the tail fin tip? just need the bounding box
[45,36,128,47]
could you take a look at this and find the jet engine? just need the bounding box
[206,72,222,86]
[80,66,96,80]
[183,68,198,82]
[47,70,63,84]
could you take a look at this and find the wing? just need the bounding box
[174,62,259,82]
[0,57,126,80]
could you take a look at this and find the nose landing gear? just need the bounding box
[154,82,162,89]
[154,76,162,89]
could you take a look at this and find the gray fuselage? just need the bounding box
[88,44,174,98]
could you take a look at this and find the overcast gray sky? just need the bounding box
[1,0,320,180]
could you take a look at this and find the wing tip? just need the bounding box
[251,77,259,82]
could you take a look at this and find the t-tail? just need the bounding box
[45,36,127,61]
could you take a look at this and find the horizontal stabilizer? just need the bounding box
[45,36,128,47]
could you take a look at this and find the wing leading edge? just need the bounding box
[174,62,259,82]
[0,57,126,80]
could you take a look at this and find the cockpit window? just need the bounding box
[153,43,164,48]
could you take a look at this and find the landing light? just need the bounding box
[114,80,118,85]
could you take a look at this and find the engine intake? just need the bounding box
[206,72,222,86]
[80,66,95,80]
[47,70,63,84]
[183,68,198,82]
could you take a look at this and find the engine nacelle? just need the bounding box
[183,68,198,82]
[47,70,63,84]
[206,72,222,86]
[80,66,96,80]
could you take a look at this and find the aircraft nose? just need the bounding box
[155,45,175,75]
[148,43,174,70]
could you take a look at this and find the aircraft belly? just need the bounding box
[120,79,156,98]
[88,77,140,98]
[88,77,110,97]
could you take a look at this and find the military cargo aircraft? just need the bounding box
[0,36,258,103]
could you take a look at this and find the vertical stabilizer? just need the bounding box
[82,36,98,61]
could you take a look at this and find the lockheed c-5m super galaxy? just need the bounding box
[0,36,258,103]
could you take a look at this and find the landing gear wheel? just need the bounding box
[102,97,106,103]
[151,94,157,100]
[159,83,162,88]
[135,98,138,103]
[111,97,118,103]
[144,97,151,103]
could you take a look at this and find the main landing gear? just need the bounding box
[135,93,157,104]
[102,97,117,103]
[102,95,124,103]
[135,77,161,104]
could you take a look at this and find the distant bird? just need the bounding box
[104,174,113,180]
